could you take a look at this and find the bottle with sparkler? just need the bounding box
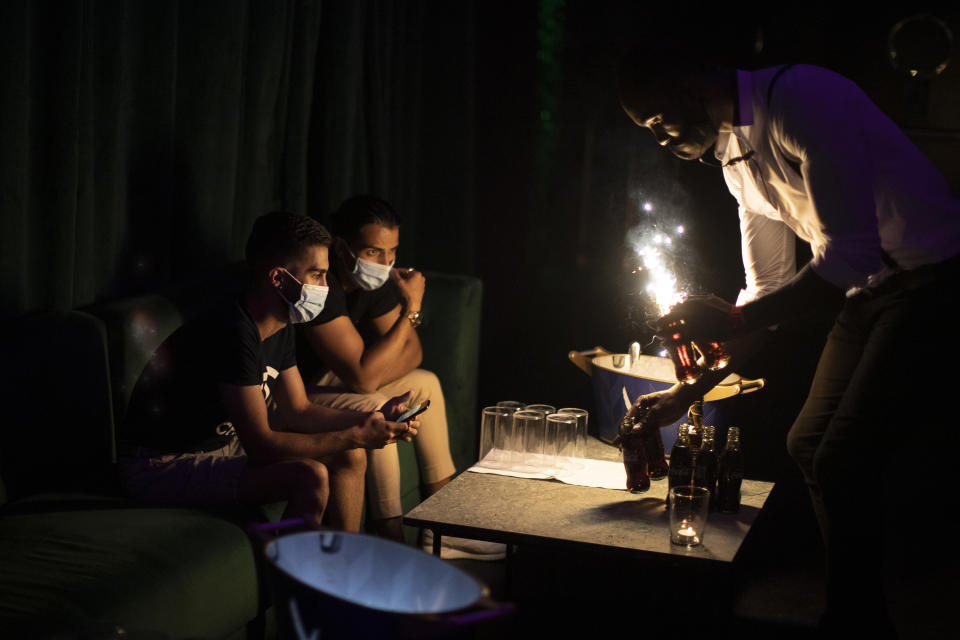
[660,316,702,385]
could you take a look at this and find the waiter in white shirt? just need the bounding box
[618,54,960,637]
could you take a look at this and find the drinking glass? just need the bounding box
[513,410,546,473]
[496,400,526,412]
[543,413,577,476]
[557,408,588,470]
[525,404,556,418]
[668,485,711,547]
[478,406,514,469]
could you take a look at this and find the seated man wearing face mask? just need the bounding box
[118,212,418,529]
[297,196,504,559]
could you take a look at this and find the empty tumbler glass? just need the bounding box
[544,413,578,476]
[513,410,546,473]
[479,406,514,469]
[557,408,588,470]
[496,400,526,412]
[525,404,556,418]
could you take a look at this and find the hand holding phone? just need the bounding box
[397,399,430,422]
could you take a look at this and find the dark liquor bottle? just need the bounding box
[619,416,650,493]
[644,424,669,480]
[717,426,744,513]
[694,427,718,503]
[660,317,701,385]
[667,424,693,501]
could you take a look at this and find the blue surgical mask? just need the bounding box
[349,254,394,291]
[277,270,328,323]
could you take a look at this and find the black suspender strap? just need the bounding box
[766,64,796,104]
[766,64,802,176]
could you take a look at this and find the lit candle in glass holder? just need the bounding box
[669,486,710,547]
[675,519,699,545]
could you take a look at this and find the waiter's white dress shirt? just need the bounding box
[717,65,960,304]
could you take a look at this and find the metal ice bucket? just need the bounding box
[569,348,764,450]
[251,521,513,639]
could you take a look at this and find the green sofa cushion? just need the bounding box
[417,271,483,473]
[0,506,261,638]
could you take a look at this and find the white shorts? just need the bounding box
[117,434,247,506]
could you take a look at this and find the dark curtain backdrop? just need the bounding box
[0,0,476,316]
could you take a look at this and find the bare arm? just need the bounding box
[220,367,417,465]
[630,264,843,431]
[627,330,773,430]
[301,269,425,394]
[219,383,379,465]
[366,303,423,383]
[272,365,418,437]
[301,311,418,394]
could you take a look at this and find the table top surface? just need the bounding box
[405,439,774,565]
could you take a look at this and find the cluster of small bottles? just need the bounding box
[619,413,668,493]
[620,400,744,513]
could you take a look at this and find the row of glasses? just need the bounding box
[478,401,589,475]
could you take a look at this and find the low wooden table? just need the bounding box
[405,439,774,568]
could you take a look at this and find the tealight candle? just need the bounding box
[669,486,710,547]
[674,519,700,545]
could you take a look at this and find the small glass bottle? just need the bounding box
[717,426,745,513]
[694,427,718,504]
[619,416,650,493]
[660,317,701,385]
[667,423,693,501]
[644,424,669,480]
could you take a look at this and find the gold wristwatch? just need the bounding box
[407,310,423,328]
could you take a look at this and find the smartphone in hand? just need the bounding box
[397,399,430,422]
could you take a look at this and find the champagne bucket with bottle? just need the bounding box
[569,349,763,450]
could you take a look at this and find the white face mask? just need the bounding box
[349,253,394,291]
[277,269,328,324]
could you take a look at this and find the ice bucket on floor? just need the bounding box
[570,349,763,450]
[252,522,513,639]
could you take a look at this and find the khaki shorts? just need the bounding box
[117,433,246,506]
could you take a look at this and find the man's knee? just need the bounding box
[289,458,329,492]
[358,392,388,413]
[399,369,442,398]
[325,447,367,476]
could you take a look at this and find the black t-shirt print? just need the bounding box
[123,299,296,453]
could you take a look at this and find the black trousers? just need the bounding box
[786,256,960,628]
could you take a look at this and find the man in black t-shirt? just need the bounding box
[119,212,419,529]
[297,196,504,560]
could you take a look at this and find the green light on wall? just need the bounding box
[535,0,564,184]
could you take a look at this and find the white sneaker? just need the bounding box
[421,529,507,561]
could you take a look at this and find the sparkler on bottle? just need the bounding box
[629,202,688,356]
[636,241,686,317]
[632,216,688,316]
